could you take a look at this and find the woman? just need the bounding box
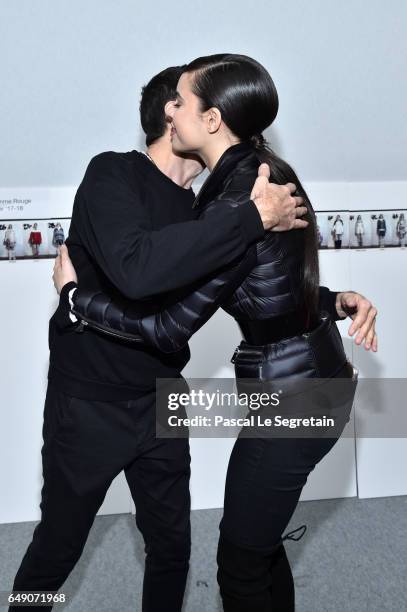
[4,223,16,261]
[28,222,42,258]
[354,214,365,248]
[331,214,344,249]
[52,222,65,251]
[54,54,361,611]
[376,213,387,247]
[396,212,406,247]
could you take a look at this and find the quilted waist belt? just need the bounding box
[231,312,350,381]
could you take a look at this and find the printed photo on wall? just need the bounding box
[47,220,70,255]
[315,213,330,249]
[349,212,372,249]
[329,213,349,249]
[1,223,18,261]
[372,212,389,248]
[0,218,71,261]
[329,209,407,250]
[315,211,349,249]
[25,221,45,257]
[369,210,407,249]
[391,211,406,248]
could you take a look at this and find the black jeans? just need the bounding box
[9,382,191,612]
[217,371,356,611]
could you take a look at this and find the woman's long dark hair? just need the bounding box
[184,53,319,324]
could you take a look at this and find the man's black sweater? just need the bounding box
[48,151,265,400]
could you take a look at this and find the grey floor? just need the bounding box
[1,496,406,612]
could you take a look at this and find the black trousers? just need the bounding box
[9,382,191,612]
[217,373,356,611]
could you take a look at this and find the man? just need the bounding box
[8,65,308,612]
[9,65,377,612]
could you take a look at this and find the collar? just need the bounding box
[192,141,255,209]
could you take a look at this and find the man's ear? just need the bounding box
[205,107,222,134]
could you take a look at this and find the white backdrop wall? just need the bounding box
[1,180,405,523]
[1,0,406,186]
[1,1,405,522]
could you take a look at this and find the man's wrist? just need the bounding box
[250,199,280,231]
[237,200,265,244]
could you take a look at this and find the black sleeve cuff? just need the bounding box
[60,281,78,303]
[319,286,345,321]
[52,281,79,330]
[236,200,265,246]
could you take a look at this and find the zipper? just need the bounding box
[72,311,144,343]
[231,345,263,363]
[231,346,240,363]
[192,172,212,209]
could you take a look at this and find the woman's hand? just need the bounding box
[52,244,78,294]
[336,291,378,352]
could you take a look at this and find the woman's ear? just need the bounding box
[205,107,222,134]
[164,100,176,121]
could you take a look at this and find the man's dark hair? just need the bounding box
[140,65,186,146]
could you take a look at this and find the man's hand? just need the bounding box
[250,163,309,231]
[52,244,78,294]
[336,291,378,351]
